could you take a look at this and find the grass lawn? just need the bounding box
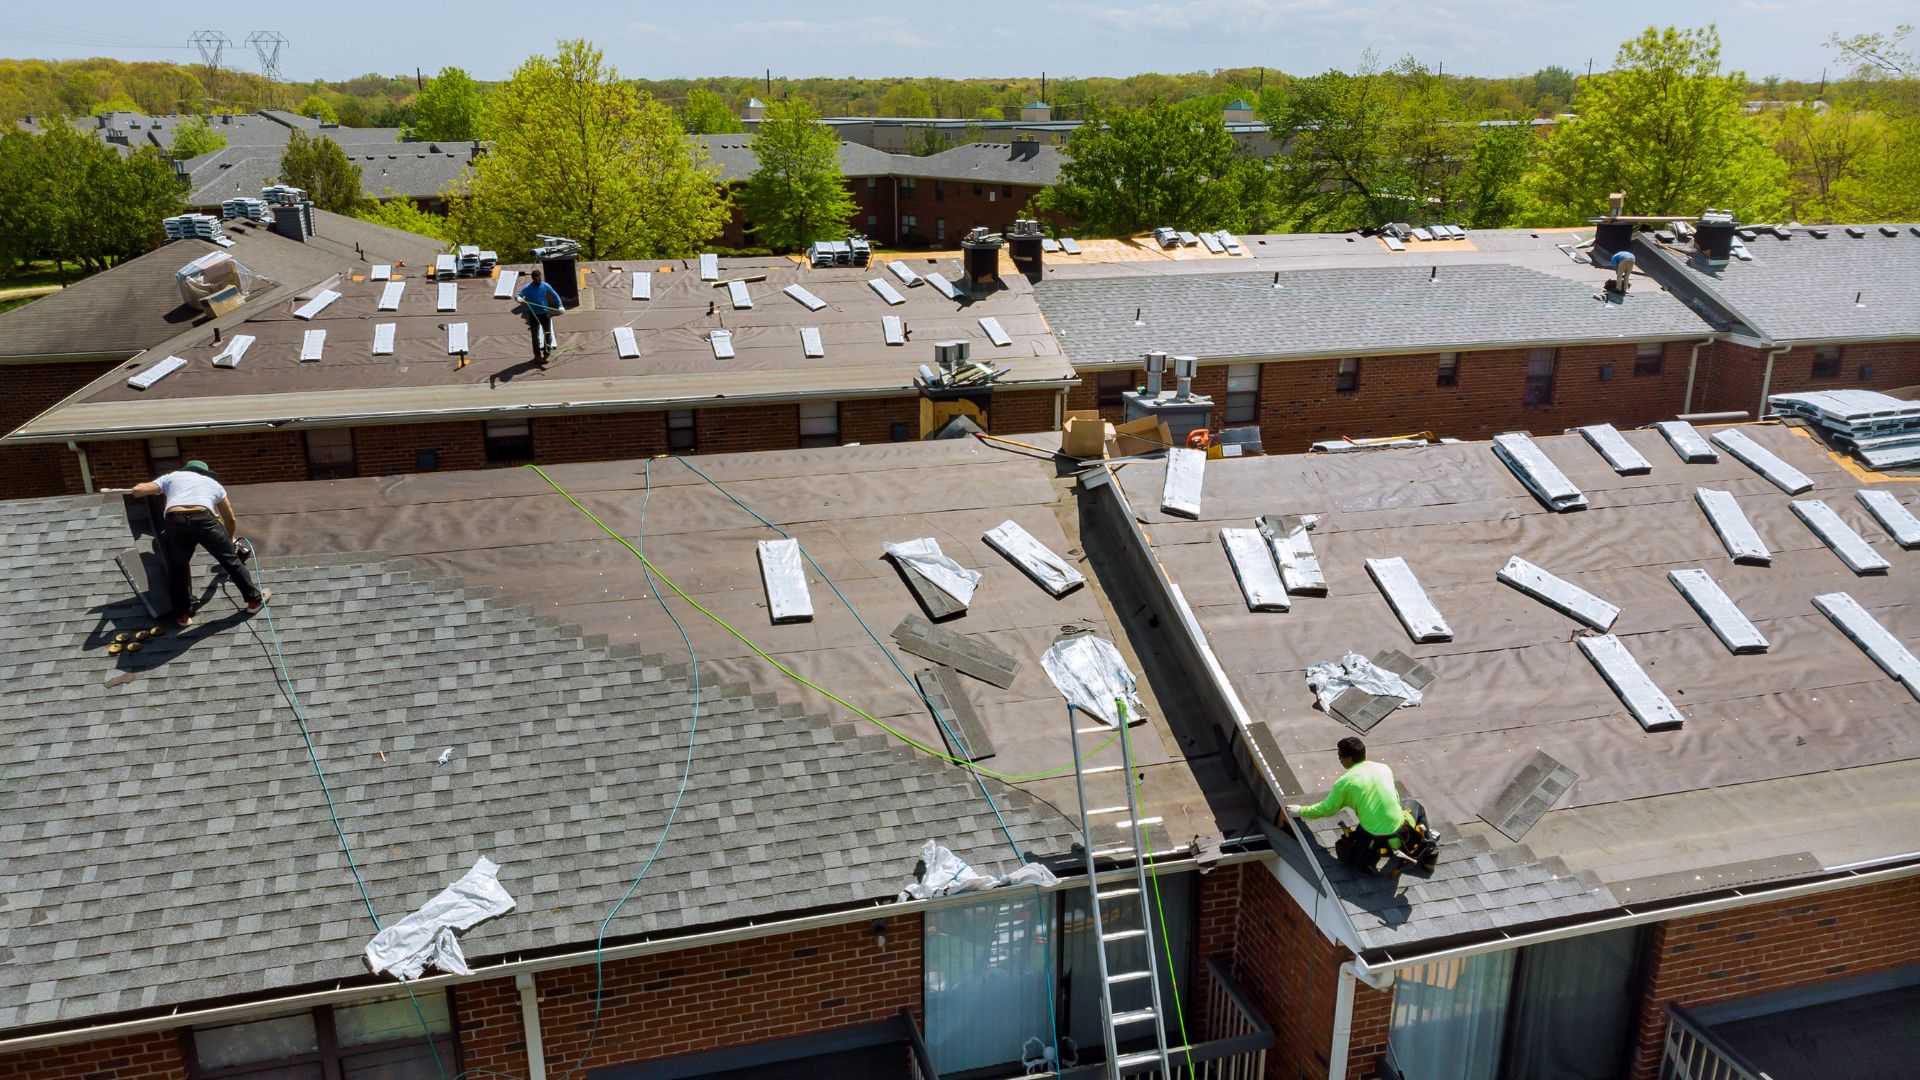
[0,295,40,315]
[0,259,87,291]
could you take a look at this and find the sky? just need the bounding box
[0,2,1911,84]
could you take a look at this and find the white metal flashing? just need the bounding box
[784,284,826,311]
[300,329,326,362]
[126,356,186,390]
[868,278,906,306]
[378,281,405,311]
[1576,423,1652,475]
[1694,488,1772,565]
[1668,568,1768,654]
[1220,527,1290,611]
[292,289,341,320]
[613,327,640,359]
[1857,489,1920,550]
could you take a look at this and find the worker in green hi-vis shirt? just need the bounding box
[1286,736,1439,875]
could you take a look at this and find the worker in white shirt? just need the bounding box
[130,461,271,626]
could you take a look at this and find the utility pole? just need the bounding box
[190,31,232,109]
[246,32,286,110]
[417,67,425,92]
[766,69,772,96]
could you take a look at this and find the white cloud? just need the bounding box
[620,21,683,44]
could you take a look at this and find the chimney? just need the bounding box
[1222,98,1255,123]
[960,226,1002,296]
[1009,135,1040,160]
[1143,351,1168,395]
[1020,100,1051,123]
[1171,354,1197,401]
[1694,208,1737,266]
[1005,218,1044,279]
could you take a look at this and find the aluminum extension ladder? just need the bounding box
[1067,700,1174,1080]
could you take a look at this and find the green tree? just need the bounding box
[1521,26,1790,223]
[904,125,948,156]
[737,98,856,252]
[278,129,364,213]
[454,39,730,259]
[297,94,337,123]
[1767,104,1884,220]
[169,115,227,159]
[0,125,182,276]
[1822,25,1920,220]
[1031,101,1269,236]
[681,87,744,134]
[354,191,455,243]
[413,66,484,141]
[879,83,933,117]
[91,92,138,115]
[1530,65,1577,111]
[1462,124,1538,227]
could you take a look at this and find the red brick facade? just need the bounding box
[1690,339,1920,417]
[894,179,1046,247]
[451,976,531,1080]
[0,360,124,500]
[1625,876,1920,1080]
[0,1031,186,1080]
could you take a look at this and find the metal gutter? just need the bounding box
[1353,851,1920,978]
[0,848,1263,1054]
[1063,331,1721,370]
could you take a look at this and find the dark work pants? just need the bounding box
[160,510,261,613]
[527,311,554,356]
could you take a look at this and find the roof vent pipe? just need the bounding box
[1171,354,1198,402]
[1143,350,1168,395]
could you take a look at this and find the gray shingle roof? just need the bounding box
[182,144,472,207]
[1035,262,1712,366]
[692,134,899,183]
[891,142,1065,187]
[1640,226,1920,344]
[0,493,1075,1032]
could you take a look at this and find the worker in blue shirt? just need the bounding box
[517,269,565,363]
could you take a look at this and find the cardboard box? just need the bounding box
[1062,411,1111,458]
[202,285,244,317]
[1112,416,1172,458]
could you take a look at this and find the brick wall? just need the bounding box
[692,403,802,456]
[532,413,667,465]
[452,976,531,1080]
[1233,864,1390,1080]
[895,180,1045,245]
[840,396,919,445]
[0,1030,187,1080]
[1693,340,1920,417]
[531,914,922,1074]
[1189,863,1244,1034]
[1625,876,1920,1080]
[0,359,124,500]
[989,388,1059,436]
[353,421,491,476]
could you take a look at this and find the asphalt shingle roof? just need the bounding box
[1035,262,1712,366]
[0,493,1075,1032]
[182,144,472,207]
[891,142,1065,187]
[1642,226,1920,344]
[692,134,898,183]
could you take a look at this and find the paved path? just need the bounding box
[0,284,62,300]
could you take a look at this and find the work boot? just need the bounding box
[247,589,273,615]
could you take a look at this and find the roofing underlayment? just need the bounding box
[1115,421,1920,956]
[0,437,1232,1032]
[11,255,1068,442]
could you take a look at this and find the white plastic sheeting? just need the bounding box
[896,840,1060,902]
[364,857,515,980]
[884,537,981,607]
[1162,447,1205,519]
[1305,652,1425,712]
[982,520,1085,597]
[757,538,814,623]
[1260,514,1326,595]
[1220,527,1289,611]
[1040,634,1147,729]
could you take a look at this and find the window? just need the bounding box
[1003,184,1013,198]
[1336,357,1360,394]
[924,875,1195,1076]
[902,214,918,235]
[1634,341,1664,376]
[483,419,532,463]
[416,449,439,471]
[1812,345,1843,379]
[890,421,912,442]
[973,183,983,196]
[900,177,916,198]
[1861,363,1877,380]
[935,217,946,242]
[934,180,946,202]
[1385,928,1643,1080]
[147,436,182,475]
[1524,348,1557,405]
[1225,363,1261,423]
[798,401,841,448]
[304,428,357,480]
[989,190,997,202]
[866,176,877,191]
[1436,353,1459,388]
[1097,370,1137,409]
[867,214,878,229]
[666,409,696,453]
[188,994,453,1080]
[1598,364,1615,381]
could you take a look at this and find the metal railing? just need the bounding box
[904,1008,941,1080]
[1001,959,1274,1080]
[1660,1005,1769,1080]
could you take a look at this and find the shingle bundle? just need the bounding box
[1771,390,1920,470]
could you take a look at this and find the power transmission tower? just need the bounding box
[190,31,233,108]
[247,31,288,110]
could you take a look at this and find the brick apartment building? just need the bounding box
[4,250,1069,497]
[5,427,1918,1080]
[0,209,442,499]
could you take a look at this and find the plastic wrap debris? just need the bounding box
[1305,653,1425,712]
[174,250,257,311]
[1258,514,1326,595]
[897,840,1059,901]
[364,857,515,980]
[982,520,1085,597]
[884,538,980,607]
[1040,635,1147,729]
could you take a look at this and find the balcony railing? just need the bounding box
[998,958,1275,1080]
[1659,1005,1769,1080]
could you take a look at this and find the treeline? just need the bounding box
[0,123,183,277]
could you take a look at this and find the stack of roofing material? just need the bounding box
[1791,499,1892,574]
[1257,514,1326,596]
[1711,428,1814,494]
[220,197,270,222]
[1770,390,1920,470]
[1220,528,1290,611]
[982,520,1085,597]
[1576,635,1685,731]
[1668,569,1768,654]
[1497,556,1620,631]
[457,245,483,277]
[433,253,458,282]
[1576,424,1652,475]
[808,240,848,268]
[478,251,498,275]
[1365,557,1452,643]
[1492,432,1588,511]
[1857,489,1920,549]
[1162,448,1205,519]
[127,355,186,390]
[756,539,813,623]
[1694,488,1772,565]
[1813,591,1920,700]
[163,213,225,242]
[261,183,306,205]
[1152,227,1181,248]
[1653,420,1718,463]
